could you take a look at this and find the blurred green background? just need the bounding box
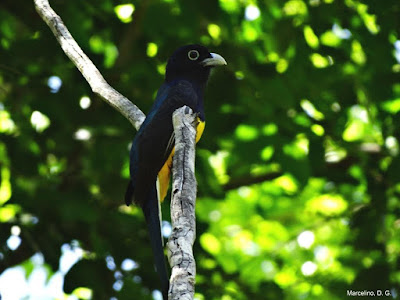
[1,0,400,299]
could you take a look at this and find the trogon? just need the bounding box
[125,44,226,299]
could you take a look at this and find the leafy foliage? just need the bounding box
[1,0,400,299]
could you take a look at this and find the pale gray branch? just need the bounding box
[34,0,145,130]
[167,106,198,300]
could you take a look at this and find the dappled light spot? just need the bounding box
[152,290,163,300]
[250,164,275,177]
[243,242,260,257]
[256,220,290,250]
[301,261,317,276]
[332,23,351,39]
[146,42,158,57]
[351,40,366,65]
[314,245,331,263]
[303,25,319,49]
[0,167,11,204]
[300,99,324,120]
[294,114,312,127]
[74,128,91,141]
[311,124,324,136]
[355,3,379,34]
[103,45,118,68]
[274,174,298,194]
[260,146,274,161]
[232,230,259,256]
[349,165,363,181]
[262,123,278,135]
[267,52,279,62]
[113,280,123,291]
[306,194,348,216]
[7,235,21,250]
[79,96,91,110]
[20,213,38,225]
[201,259,217,271]
[297,230,315,249]
[208,150,229,184]
[242,22,259,42]
[219,0,240,14]
[157,63,166,75]
[381,98,400,114]
[89,184,100,195]
[162,220,172,238]
[392,64,400,73]
[275,267,297,287]
[225,224,242,237]
[310,53,333,68]
[106,255,116,271]
[0,204,21,222]
[283,134,309,159]
[394,40,400,63]
[209,210,222,222]
[385,136,399,156]
[60,243,84,274]
[234,70,244,80]
[47,76,62,93]
[11,225,21,236]
[331,102,341,112]
[342,62,357,75]
[276,58,289,73]
[72,287,92,300]
[238,186,252,199]
[342,105,382,143]
[208,24,221,40]
[261,260,277,279]
[0,111,17,134]
[30,111,50,132]
[114,4,135,23]
[245,5,260,21]
[235,124,258,141]
[283,0,308,16]
[320,30,341,47]
[200,233,221,255]
[325,138,347,162]
[38,153,66,176]
[89,36,119,68]
[89,35,103,53]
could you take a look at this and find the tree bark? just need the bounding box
[167,107,197,300]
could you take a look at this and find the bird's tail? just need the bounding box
[142,184,170,300]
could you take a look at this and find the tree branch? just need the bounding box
[33,0,145,130]
[35,2,199,298]
[167,106,197,300]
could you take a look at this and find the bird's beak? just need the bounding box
[201,53,227,67]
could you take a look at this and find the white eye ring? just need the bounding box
[188,50,200,61]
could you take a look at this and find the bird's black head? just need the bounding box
[165,44,227,86]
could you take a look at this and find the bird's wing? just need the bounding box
[130,80,198,206]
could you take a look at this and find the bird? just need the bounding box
[124,44,226,299]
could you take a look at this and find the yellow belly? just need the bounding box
[157,118,205,202]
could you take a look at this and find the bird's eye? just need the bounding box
[188,50,200,61]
